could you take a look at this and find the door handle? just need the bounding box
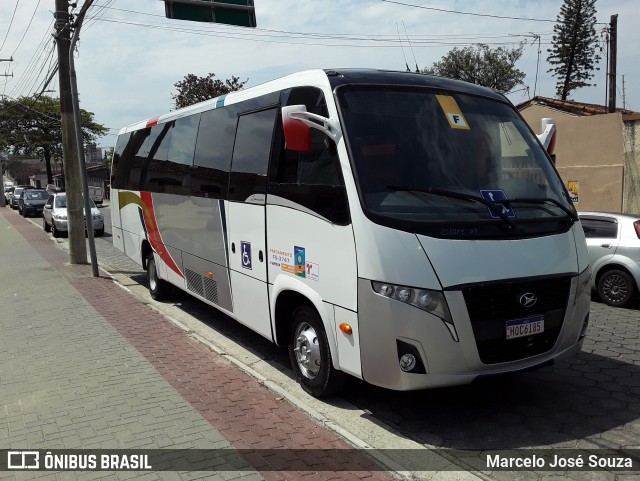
[600,243,612,248]
[231,242,235,253]
[259,250,264,262]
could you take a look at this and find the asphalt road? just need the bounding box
[23,203,640,478]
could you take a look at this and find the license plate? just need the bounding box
[505,315,544,340]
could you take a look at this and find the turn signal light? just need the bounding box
[339,323,352,335]
[207,272,213,278]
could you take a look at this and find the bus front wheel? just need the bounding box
[147,252,172,301]
[288,306,346,397]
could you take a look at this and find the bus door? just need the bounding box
[227,107,279,340]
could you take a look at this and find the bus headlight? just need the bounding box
[372,281,452,324]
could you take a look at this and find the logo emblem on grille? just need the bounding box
[519,292,537,307]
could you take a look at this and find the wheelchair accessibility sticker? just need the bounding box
[241,241,252,270]
[480,189,516,218]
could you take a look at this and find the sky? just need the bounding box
[0,0,638,150]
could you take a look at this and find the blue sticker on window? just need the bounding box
[241,241,252,270]
[480,189,516,218]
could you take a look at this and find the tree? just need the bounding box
[547,0,600,101]
[172,73,248,109]
[423,43,526,94]
[0,96,107,185]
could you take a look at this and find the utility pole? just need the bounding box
[55,0,87,264]
[622,75,627,110]
[70,0,99,277]
[607,14,618,113]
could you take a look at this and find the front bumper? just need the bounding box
[53,218,104,232]
[357,274,589,391]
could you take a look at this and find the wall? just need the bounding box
[520,105,625,212]
[623,120,640,214]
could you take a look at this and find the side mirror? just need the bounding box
[44,205,52,210]
[537,118,556,155]
[281,105,342,152]
[282,105,312,152]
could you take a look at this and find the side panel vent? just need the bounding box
[203,276,219,304]
[185,268,219,305]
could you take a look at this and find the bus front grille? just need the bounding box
[461,276,571,364]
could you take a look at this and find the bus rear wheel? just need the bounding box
[288,306,346,397]
[147,252,172,301]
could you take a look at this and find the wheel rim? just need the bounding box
[293,322,321,379]
[148,260,157,291]
[602,274,628,304]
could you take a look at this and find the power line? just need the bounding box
[95,17,551,48]
[88,2,553,42]
[9,0,43,58]
[380,0,557,23]
[0,0,21,54]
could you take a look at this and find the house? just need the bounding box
[518,96,640,213]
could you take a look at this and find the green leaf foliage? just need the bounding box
[423,43,526,94]
[172,73,248,109]
[0,95,107,184]
[547,0,601,100]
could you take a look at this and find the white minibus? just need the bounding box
[111,69,590,397]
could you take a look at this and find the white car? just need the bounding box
[42,192,104,238]
[579,211,640,307]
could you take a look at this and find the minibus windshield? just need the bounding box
[337,86,574,232]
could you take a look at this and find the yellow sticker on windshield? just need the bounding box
[436,95,470,130]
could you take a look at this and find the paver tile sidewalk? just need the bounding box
[0,209,396,480]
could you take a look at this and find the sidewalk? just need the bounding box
[0,208,397,480]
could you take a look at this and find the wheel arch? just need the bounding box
[594,260,638,289]
[271,276,339,368]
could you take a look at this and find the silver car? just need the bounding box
[42,192,104,238]
[579,211,640,307]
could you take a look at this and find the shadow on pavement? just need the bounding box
[139,275,640,451]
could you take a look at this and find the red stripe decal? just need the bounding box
[140,192,183,278]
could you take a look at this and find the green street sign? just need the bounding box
[164,0,256,27]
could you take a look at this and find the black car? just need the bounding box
[18,189,49,217]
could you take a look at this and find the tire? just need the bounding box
[147,252,172,301]
[95,228,104,237]
[598,269,636,307]
[288,306,346,397]
[43,216,51,232]
[51,221,60,238]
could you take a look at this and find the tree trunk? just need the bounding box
[44,145,53,185]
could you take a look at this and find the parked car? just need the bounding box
[579,211,640,307]
[4,186,14,206]
[18,189,49,217]
[42,192,104,238]
[9,186,34,210]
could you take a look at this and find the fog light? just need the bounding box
[399,354,417,372]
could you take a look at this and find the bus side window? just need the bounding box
[192,106,237,199]
[268,87,349,225]
[228,107,279,203]
[113,129,150,191]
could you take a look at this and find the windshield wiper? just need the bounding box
[506,198,578,222]
[387,185,517,230]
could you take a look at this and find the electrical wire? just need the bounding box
[9,0,43,58]
[0,0,21,54]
